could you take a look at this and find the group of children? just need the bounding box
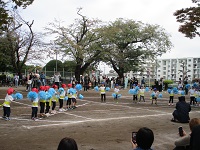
[99,83,200,106]
[2,82,200,121]
[1,83,80,121]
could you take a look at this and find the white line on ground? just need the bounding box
[12,101,31,107]
[22,112,172,129]
[59,111,93,120]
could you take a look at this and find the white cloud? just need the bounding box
[19,0,199,62]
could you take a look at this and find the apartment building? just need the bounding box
[156,57,200,82]
[126,61,156,80]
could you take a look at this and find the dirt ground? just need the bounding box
[0,86,199,150]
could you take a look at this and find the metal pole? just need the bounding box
[149,76,150,87]
[63,68,64,79]
[56,51,57,72]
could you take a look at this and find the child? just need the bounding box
[168,87,174,106]
[71,84,78,109]
[29,88,39,121]
[67,84,72,110]
[51,85,58,114]
[151,88,158,105]
[178,87,184,101]
[189,86,195,106]
[45,85,50,114]
[2,88,15,121]
[132,85,138,103]
[195,89,200,106]
[99,82,106,102]
[114,84,120,103]
[38,86,46,118]
[139,86,145,102]
[58,84,67,112]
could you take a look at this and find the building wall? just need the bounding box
[156,57,200,82]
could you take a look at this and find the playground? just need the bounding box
[0,86,200,150]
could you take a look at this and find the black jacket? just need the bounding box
[176,98,191,123]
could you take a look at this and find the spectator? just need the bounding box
[174,118,200,150]
[190,125,200,150]
[131,127,154,150]
[83,74,90,91]
[26,72,33,92]
[171,96,191,123]
[40,72,46,86]
[2,73,7,86]
[14,73,19,88]
[141,77,145,87]
[154,79,159,90]
[124,76,129,89]
[54,72,61,88]
[57,137,78,150]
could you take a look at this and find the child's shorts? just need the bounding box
[72,98,76,103]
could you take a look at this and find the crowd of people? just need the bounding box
[1,72,200,149]
[57,123,200,150]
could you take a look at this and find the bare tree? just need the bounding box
[1,11,45,75]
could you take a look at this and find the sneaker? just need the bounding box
[34,118,38,121]
[45,113,50,117]
[5,117,10,121]
[62,108,66,111]
[2,116,6,119]
[58,109,63,112]
[171,103,174,106]
[168,103,171,106]
[52,110,57,114]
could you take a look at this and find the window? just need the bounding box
[188,59,191,62]
[188,64,191,67]
[158,70,160,72]
[188,75,191,77]
[163,67,166,70]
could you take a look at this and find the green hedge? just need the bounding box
[163,80,174,90]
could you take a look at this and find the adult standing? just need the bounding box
[154,79,159,90]
[54,72,61,89]
[35,71,41,89]
[83,74,90,91]
[40,72,46,86]
[14,73,19,88]
[124,76,129,89]
[141,77,145,87]
[26,72,33,91]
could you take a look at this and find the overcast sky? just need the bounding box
[19,0,199,71]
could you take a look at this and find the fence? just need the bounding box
[0,71,75,87]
